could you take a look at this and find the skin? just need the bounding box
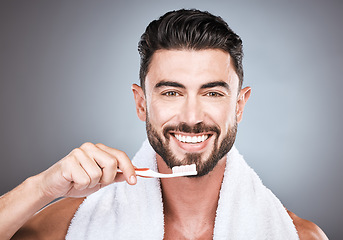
[1,49,328,240]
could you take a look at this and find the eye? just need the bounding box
[206,92,224,97]
[162,91,180,97]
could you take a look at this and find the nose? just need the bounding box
[179,95,204,125]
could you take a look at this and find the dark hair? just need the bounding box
[138,9,244,91]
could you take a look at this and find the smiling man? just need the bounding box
[141,49,240,178]
[0,9,327,240]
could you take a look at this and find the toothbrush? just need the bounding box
[117,164,197,178]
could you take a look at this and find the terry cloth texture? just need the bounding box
[66,139,299,240]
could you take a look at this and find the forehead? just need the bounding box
[145,49,239,91]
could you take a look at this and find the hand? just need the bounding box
[37,142,136,199]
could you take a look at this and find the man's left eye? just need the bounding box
[206,92,223,97]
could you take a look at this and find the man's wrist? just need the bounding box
[25,174,55,206]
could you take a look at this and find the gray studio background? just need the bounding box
[1,0,342,238]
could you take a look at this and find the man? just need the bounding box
[0,9,327,239]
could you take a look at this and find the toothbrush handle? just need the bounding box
[116,168,154,178]
[116,168,196,178]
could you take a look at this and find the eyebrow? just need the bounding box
[200,81,230,90]
[154,80,230,90]
[154,81,186,89]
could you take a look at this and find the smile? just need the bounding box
[173,134,209,144]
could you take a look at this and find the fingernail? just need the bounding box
[129,175,136,185]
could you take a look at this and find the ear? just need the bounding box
[236,86,251,123]
[132,84,147,122]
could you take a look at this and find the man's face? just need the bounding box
[133,49,250,176]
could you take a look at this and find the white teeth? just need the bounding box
[182,135,186,142]
[191,136,197,143]
[174,134,209,143]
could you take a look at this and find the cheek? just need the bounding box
[147,98,178,128]
[204,99,237,131]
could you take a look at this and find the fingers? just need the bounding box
[61,142,136,197]
[62,150,96,190]
[71,147,103,189]
[40,142,137,199]
[95,143,137,185]
[78,142,136,185]
[79,142,117,187]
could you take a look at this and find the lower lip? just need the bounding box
[171,134,212,152]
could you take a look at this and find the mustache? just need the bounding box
[163,122,220,139]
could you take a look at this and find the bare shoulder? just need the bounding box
[287,210,328,240]
[11,197,85,240]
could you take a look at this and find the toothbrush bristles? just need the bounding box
[172,164,197,174]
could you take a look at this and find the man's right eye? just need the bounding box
[162,91,180,97]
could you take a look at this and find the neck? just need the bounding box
[157,154,226,237]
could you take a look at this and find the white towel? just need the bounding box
[66,139,299,240]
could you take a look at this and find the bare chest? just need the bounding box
[163,219,214,240]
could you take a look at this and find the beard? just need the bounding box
[146,117,238,177]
